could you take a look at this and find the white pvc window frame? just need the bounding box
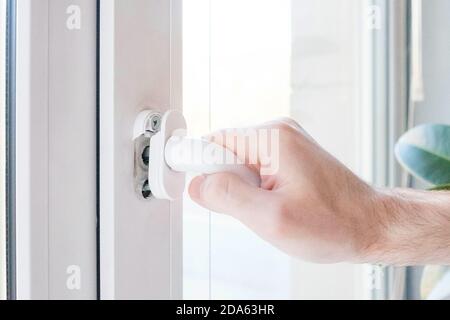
[13,0,98,299]
[4,0,183,300]
[99,0,183,300]
[361,0,410,300]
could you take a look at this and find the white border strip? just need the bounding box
[99,0,115,298]
[15,0,50,299]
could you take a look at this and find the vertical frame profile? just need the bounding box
[99,0,183,299]
[14,0,98,299]
[361,0,410,300]
[5,0,17,299]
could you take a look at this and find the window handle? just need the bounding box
[165,136,261,188]
[135,110,260,201]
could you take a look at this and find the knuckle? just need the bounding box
[273,118,301,131]
[272,121,292,132]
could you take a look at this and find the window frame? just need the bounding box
[12,0,99,299]
[0,0,7,301]
[362,0,410,300]
[5,0,183,300]
[99,0,182,299]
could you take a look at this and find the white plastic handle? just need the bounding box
[165,136,261,187]
[138,109,261,200]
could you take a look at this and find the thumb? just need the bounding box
[188,173,267,218]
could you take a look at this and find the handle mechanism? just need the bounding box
[136,110,260,201]
[166,136,261,187]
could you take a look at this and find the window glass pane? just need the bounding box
[183,0,364,299]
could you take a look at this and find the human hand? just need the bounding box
[188,118,381,263]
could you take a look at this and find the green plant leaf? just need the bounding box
[395,124,450,185]
[430,184,450,191]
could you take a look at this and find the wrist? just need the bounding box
[352,188,392,264]
[356,188,450,265]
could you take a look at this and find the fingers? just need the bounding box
[188,173,272,221]
[206,128,263,170]
[205,123,291,172]
[204,118,304,177]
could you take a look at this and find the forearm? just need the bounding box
[361,188,450,266]
[192,121,450,265]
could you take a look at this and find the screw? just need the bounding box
[142,180,152,199]
[148,114,161,133]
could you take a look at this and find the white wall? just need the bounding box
[414,0,450,124]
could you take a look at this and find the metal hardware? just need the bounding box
[133,110,162,200]
[148,114,161,133]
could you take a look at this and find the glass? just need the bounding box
[183,0,364,299]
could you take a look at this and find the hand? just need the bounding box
[188,118,381,263]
